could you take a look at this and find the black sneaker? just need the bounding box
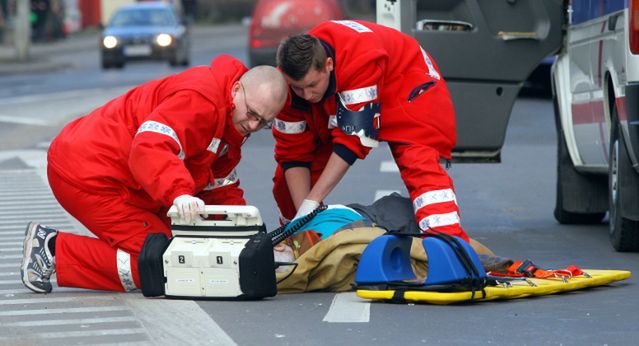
[21,222,57,293]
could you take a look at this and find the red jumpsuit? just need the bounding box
[272,20,469,241]
[48,55,248,292]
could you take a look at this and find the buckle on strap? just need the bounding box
[509,259,539,278]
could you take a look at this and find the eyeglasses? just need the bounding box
[240,82,272,128]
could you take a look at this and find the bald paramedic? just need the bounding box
[21,55,288,294]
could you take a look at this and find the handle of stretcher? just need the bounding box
[167,205,263,227]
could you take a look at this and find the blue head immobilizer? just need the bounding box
[355,234,486,287]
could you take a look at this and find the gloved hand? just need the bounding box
[294,199,320,220]
[172,194,206,224]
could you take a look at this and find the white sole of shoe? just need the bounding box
[21,222,49,294]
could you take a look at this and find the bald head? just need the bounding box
[240,65,288,118]
[230,65,288,135]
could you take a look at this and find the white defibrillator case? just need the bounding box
[163,205,276,299]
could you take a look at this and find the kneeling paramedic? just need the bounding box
[272,20,470,242]
[20,55,288,294]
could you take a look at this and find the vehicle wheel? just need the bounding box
[101,61,112,69]
[181,54,190,66]
[169,53,179,67]
[553,95,607,224]
[115,62,125,69]
[608,106,639,251]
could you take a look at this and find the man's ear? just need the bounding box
[325,57,334,73]
[231,81,241,98]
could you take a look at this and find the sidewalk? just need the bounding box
[0,29,100,75]
[0,23,245,76]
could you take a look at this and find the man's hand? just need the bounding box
[172,194,206,224]
[294,199,320,220]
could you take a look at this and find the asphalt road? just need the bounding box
[0,24,637,345]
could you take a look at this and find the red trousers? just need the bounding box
[48,167,172,292]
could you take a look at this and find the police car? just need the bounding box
[377,0,639,251]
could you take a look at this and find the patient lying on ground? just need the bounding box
[273,193,514,292]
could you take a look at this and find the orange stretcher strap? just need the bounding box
[488,260,586,280]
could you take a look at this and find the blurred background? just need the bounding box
[0,0,375,45]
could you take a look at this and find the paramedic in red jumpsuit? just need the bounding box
[272,20,470,243]
[20,55,288,293]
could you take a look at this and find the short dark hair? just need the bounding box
[276,34,327,81]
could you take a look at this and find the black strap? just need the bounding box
[387,228,487,300]
[390,288,407,304]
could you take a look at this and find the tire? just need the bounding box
[101,60,112,69]
[608,106,639,251]
[553,95,607,224]
[181,54,190,67]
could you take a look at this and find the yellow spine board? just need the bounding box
[356,269,631,305]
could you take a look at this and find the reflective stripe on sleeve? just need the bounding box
[339,85,378,106]
[203,169,238,191]
[273,118,306,134]
[136,120,185,160]
[418,211,460,231]
[116,249,137,292]
[207,138,221,154]
[413,188,457,212]
[331,20,373,33]
[328,115,337,129]
[421,47,441,80]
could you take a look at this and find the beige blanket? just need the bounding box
[276,226,494,293]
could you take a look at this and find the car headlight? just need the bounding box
[103,36,118,49]
[156,34,173,47]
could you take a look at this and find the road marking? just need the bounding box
[0,306,130,316]
[0,87,132,105]
[125,295,238,346]
[1,316,138,327]
[322,292,371,323]
[0,86,133,127]
[2,328,148,339]
[0,115,50,126]
[380,160,399,172]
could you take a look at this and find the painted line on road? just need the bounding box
[1,316,137,327]
[125,295,237,346]
[0,115,51,126]
[0,296,113,305]
[0,86,134,105]
[10,328,147,339]
[322,292,370,323]
[0,306,129,316]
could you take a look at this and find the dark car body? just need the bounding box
[248,0,343,67]
[101,2,190,69]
